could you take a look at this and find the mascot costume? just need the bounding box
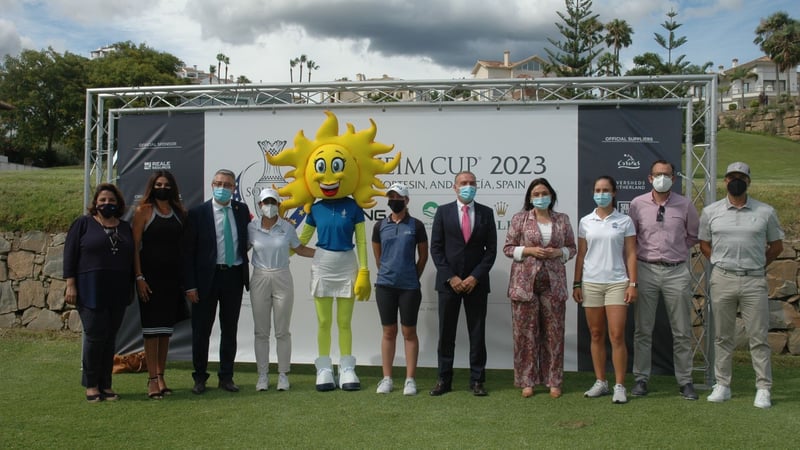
[267,111,400,391]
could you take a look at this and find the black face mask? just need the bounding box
[727,178,747,196]
[387,199,405,214]
[97,203,118,218]
[153,188,171,201]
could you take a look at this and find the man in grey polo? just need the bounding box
[699,161,784,409]
[629,160,699,400]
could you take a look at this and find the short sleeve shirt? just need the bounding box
[305,197,365,251]
[372,214,428,289]
[248,218,301,270]
[578,209,636,283]
[699,196,784,271]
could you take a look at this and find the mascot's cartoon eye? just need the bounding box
[331,157,345,173]
[314,158,326,174]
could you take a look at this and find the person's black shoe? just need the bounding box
[631,379,648,396]
[471,382,488,397]
[191,381,206,395]
[218,380,240,392]
[680,383,699,400]
[429,380,451,396]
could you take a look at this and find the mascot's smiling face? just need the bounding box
[307,144,359,200]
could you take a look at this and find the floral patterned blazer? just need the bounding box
[503,209,576,303]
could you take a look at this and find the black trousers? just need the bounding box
[436,288,488,385]
[191,265,244,382]
[78,303,126,389]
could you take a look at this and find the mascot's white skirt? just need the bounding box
[310,248,357,299]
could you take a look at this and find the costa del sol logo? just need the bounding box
[422,202,438,219]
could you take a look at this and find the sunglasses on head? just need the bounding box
[656,205,665,222]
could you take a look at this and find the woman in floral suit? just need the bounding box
[503,178,576,399]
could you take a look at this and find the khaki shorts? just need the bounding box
[582,281,628,308]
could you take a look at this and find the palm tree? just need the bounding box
[216,53,225,84]
[306,59,320,82]
[726,65,758,109]
[595,52,617,77]
[289,58,298,82]
[236,75,251,84]
[223,56,230,84]
[754,12,800,97]
[297,54,308,83]
[604,18,633,76]
[208,65,216,83]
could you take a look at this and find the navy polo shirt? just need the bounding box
[372,214,427,289]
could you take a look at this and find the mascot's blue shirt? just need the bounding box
[305,197,365,251]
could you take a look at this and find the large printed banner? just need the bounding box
[114,105,681,374]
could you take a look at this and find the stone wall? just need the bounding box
[2,231,799,355]
[718,107,800,141]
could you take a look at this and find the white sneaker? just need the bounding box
[338,355,361,391]
[314,356,335,392]
[707,384,731,402]
[403,378,417,396]
[376,377,393,394]
[256,373,269,391]
[277,373,290,391]
[754,388,771,409]
[584,379,610,398]
[612,384,627,404]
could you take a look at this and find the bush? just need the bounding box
[728,103,738,110]
[749,99,761,109]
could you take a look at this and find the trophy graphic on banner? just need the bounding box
[253,140,288,216]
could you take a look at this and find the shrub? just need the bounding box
[749,99,761,109]
[728,103,737,110]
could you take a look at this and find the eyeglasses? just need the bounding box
[656,205,665,222]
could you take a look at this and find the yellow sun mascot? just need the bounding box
[267,111,400,391]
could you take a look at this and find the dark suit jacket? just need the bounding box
[430,201,497,293]
[182,199,251,299]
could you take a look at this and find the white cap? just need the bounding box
[725,161,750,177]
[258,188,281,203]
[387,183,409,197]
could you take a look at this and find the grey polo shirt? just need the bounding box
[699,196,784,271]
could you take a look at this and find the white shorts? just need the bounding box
[310,248,357,299]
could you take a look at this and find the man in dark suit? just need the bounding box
[429,171,497,396]
[183,169,250,394]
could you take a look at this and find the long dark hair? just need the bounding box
[523,178,558,212]
[594,175,617,208]
[88,183,125,217]
[140,170,187,219]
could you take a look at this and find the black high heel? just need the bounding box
[158,373,173,395]
[148,377,163,400]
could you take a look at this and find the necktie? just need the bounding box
[461,204,471,242]
[223,206,234,266]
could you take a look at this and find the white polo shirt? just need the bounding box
[579,209,636,283]
[248,218,301,270]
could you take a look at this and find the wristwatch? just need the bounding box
[629,282,638,288]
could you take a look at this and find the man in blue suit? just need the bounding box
[429,171,497,396]
[183,169,251,394]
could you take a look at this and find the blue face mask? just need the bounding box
[530,196,551,210]
[458,185,476,203]
[593,192,612,207]
[213,186,233,203]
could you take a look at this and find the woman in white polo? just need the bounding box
[572,175,637,404]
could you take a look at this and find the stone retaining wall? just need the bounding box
[2,231,799,354]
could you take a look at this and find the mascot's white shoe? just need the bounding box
[315,356,336,392]
[338,355,361,391]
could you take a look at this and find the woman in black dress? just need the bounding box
[64,183,134,402]
[132,171,188,399]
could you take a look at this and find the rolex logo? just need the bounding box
[495,201,508,217]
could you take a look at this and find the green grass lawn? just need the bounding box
[1,328,799,449]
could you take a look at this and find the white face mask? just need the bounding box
[261,204,279,219]
[652,175,673,193]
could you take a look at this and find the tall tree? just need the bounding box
[725,65,758,109]
[545,0,605,77]
[654,9,687,67]
[289,58,298,82]
[306,59,320,82]
[754,12,800,97]
[604,18,633,76]
[297,54,308,82]
[223,55,230,83]
[216,53,225,84]
[595,52,617,77]
[208,65,216,83]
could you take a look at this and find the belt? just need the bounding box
[638,259,685,267]
[216,264,241,271]
[713,266,765,277]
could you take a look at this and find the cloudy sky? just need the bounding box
[1,0,795,83]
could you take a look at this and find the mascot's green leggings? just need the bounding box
[315,296,355,356]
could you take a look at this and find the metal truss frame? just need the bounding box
[84,75,718,382]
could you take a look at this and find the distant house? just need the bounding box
[717,57,799,109]
[471,51,549,80]
[175,65,230,85]
[90,45,117,60]
[332,73,414,104]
